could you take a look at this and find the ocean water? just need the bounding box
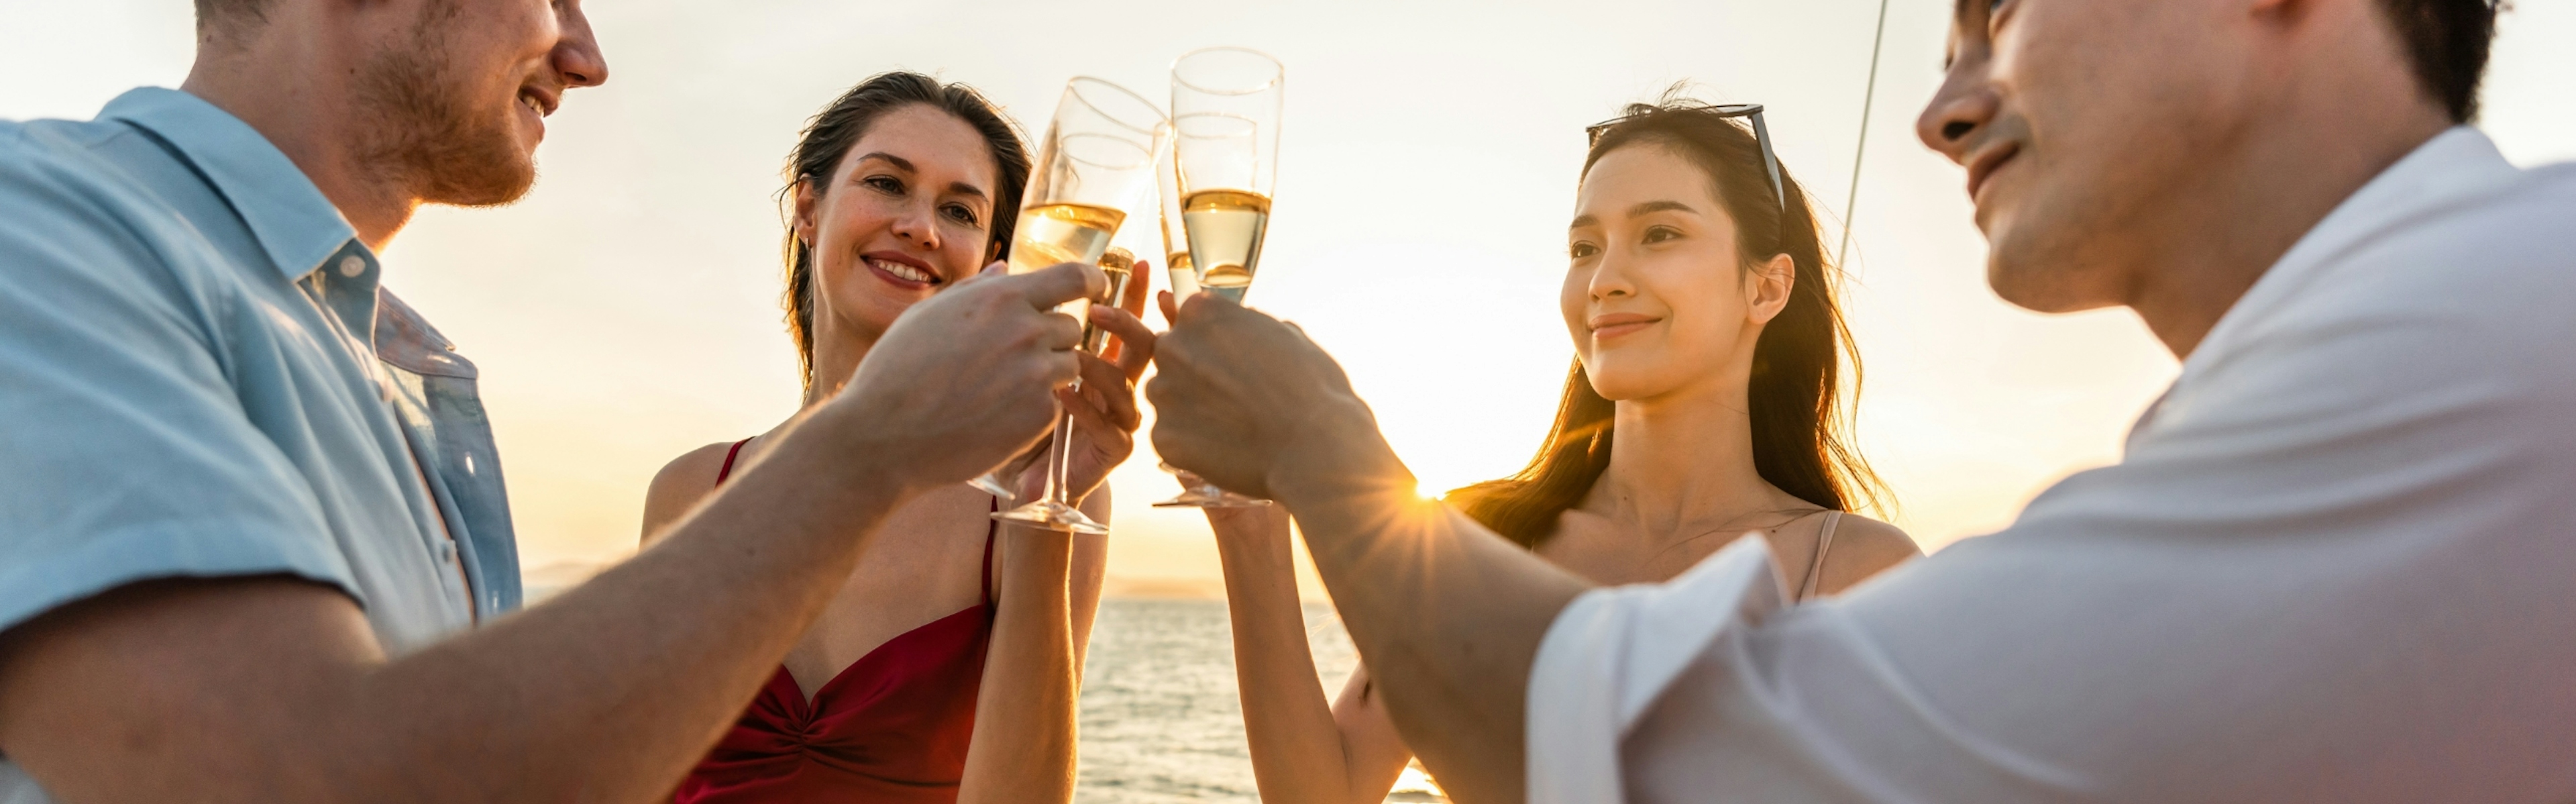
[1076,599,1448,803]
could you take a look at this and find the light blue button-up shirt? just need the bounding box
[0,87,523,799]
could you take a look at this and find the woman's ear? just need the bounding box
[1747,253,1796,325]
[792,179,821,247]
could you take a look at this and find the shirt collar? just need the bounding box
[99,87,363,281]
[2184,127,2524,374]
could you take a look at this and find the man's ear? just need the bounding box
[1748,253,1796,325]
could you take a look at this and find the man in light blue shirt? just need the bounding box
[0,1,1110,801]
[0,85,504,656]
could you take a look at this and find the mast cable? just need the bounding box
[1841,0,1894,264]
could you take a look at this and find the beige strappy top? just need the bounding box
[1793,511,1845,602]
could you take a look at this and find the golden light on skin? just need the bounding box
[6,1,2571,600]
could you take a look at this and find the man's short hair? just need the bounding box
[2378,0,2507,121]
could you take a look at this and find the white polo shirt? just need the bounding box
[1529,128,2576,803]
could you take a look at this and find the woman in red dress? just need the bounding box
[640,72,1152,804]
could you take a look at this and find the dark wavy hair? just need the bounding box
[1446,96,1888,548]
[780,71,1031,387]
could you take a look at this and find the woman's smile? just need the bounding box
[862,250,943,289]
[1589,311,1662,343]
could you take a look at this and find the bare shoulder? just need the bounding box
[1818,513,1921,595]
[641,440,743,546]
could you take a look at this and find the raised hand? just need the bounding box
[1011,305,1157,505]
[833,260,1102,494]
[1007,263,1157,507]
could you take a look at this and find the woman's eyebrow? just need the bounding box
[944,182,989,201]
[852,152,916,173]
[1627,200,1696,218]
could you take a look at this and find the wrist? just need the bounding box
[998,525,1076,578]
[1208,506,1295,566]
[1263,395,1415,514]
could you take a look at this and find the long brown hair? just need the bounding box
[1446,97,1886,548]
[780,72,1032,388]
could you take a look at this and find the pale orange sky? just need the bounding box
[7,0,2572,599]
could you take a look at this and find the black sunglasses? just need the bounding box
[1587,103,1786,214]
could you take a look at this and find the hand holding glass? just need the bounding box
[974,77,1167,534]
[1154,46,1283,509]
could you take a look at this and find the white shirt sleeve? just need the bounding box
[1525,133,2576,804]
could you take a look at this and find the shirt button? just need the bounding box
[435,540,459,564]
[339,255,366,277]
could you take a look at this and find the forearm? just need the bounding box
[1211,508,1377,804]
[344,406,915,800]
[1268,400,1591,804]
[959,525,1079,804]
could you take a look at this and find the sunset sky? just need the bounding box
[7,0,2573,599]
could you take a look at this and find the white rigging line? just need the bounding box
[1841,0,1895,264]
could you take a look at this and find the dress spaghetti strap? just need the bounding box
[980,498,998,607]
[1796,511,1844,601]
[716,438,749,484]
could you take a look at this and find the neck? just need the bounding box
[1585,378,1791,538]
[2124,7,2453,358]
[180,26,417,250]
[802,315,876,408]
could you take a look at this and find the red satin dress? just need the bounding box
[675,440,998,803]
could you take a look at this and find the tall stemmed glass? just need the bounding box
[984,77,1167,534]
[1152,46,1282,509]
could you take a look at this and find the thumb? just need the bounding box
[951,260,1009,289]
[1008,260,1106,311]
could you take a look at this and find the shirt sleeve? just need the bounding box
[0,145,356,636]
[1525,191,2576,803]
[1527,536,1788,803]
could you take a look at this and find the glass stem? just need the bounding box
[1044,384,1080,509]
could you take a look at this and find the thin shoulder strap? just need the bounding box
[1796,511,1844,601]
[714,438,750,485]
[981,497,1000,607]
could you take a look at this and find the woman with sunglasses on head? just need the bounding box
[1201,95,1919,803]
[639,72,1152,804]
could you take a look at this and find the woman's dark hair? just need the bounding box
[1446,95,1888,548]
[781,71,1032,387]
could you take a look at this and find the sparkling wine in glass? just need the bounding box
[1152,46,1283,509]
[981,77,1167,534]
[1085,246,1142,354]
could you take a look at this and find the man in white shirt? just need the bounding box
[1150,0,2576,801]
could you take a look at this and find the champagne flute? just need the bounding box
[1152,46,1283,509]
[1087,246,1144,354]
[967,248,1146,499]
[1149,111,1260,508]
[982,77,1167,534]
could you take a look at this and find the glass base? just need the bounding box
[1151,489,1274,508]
[967,473,1016,503]
[993,499,1110,534]
[1152,466,1273,508]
